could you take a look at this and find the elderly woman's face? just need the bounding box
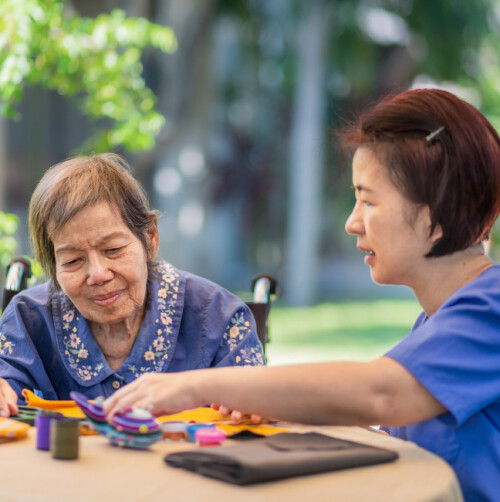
[52,202,158,326]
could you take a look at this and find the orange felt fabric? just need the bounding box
[22,389,288,436]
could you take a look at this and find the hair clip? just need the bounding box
[426,126,445,144]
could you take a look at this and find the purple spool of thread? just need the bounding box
[35,411,64,451]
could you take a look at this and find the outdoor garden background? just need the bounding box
[1,0,499,365]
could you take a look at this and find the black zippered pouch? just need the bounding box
[164,432,398,485]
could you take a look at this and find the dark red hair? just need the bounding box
[340,88,500,257]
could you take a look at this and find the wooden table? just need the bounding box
[0,424,463,502]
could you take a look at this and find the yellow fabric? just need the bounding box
[23,390,95,435]
[216,423,289,436]
[23,390,225,422]
[22,389,288,436]
[23,389,85,418]
[156,407,224,423]
[156,409,289,436]
[0,417,30,439]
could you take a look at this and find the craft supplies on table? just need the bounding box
[21,388,291,445]
[0,417,30,439]
[71,391,163,449]
[35,411,64,451]
[50,418,80,460]
[195,428,227,447]
[10,405,42,425]
[161,421,189,441]
[186,423,216,443]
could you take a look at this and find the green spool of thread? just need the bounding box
[50,418,79,460]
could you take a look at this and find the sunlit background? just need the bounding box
[1,0,500,363]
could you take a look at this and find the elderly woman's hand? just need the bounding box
[0,378,18,417]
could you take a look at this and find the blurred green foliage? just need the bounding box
[0,212,19,269]
[0,0,177,152]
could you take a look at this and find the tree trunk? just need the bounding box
[284,0,327,306]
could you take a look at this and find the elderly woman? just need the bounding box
[105,89,500,501]
[0,154,264,413]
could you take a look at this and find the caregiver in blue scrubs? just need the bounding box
[105,89,500,502]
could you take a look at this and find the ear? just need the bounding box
[146,216,160,261]
[422,206,443,244]
[414,205,442,245]
[429,223,443,244]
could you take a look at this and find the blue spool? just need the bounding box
[186,423,216,443]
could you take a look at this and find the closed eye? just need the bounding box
[106,246,125,255]
[62,258,81,267]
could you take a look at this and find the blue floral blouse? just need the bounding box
[0,260,265,401]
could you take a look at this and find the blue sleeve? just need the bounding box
[176,272,266,369]
[213,304,266,367]
[386,285,500,426]
[0,288,58,401]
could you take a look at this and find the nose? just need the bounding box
[86,253,113,285]
[345,202,364,235]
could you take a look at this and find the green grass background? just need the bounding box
[265,299,422,365]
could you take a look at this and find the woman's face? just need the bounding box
[345,146,438,286]
[52,202,158,326]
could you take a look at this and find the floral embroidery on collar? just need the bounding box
[127,261,181,378]
[56,261,182,384]
[57,294,106,383]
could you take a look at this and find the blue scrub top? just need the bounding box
[382,264,500,502]
[0,260,265,401]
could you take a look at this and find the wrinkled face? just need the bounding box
[52,202,158,326]
[345,147,436,286]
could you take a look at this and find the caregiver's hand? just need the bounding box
[103,371,204,419]
[0,378,18,417]
[211,403,264,424]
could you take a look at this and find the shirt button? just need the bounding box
[112,380,121,389]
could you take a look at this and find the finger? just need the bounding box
[104,387,148,419]
[102,393,128,417]
[0,386,17,417]
[103,377,147,412]
[103,391,127,413]
[0,404,9,418]
[218,405,230,417]
[251,414,262,424]
[7,401,18,417]
[230,409,243,423]
[0,399,15,417]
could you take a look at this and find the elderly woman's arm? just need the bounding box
[0,378,18,417]
[103,357,445,426]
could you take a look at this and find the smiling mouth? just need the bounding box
[358,246,375,256]
[93,291,121,307]
[359,247,375,265]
